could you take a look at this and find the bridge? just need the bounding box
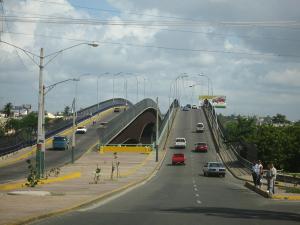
[0,97,299,225]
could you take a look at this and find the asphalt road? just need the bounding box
[32,108,300,225]
[0,110,121,183]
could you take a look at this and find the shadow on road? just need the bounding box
[158,207,300,222]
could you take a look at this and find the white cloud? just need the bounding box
[263,69,300,88]
[1,0,300,120]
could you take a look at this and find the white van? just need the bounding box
[196,123,204,133]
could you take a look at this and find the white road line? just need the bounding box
[194,188,198,191]
[196,200,202,204]
[195,193,199,197]
[193,184,197,188]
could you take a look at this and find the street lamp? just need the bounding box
[96,72,110,110]
[198,74,213,97]
[175,73,188,104]
[0,40,98,177]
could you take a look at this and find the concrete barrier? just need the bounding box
[100,145,152,154]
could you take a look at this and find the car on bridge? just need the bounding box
[114,107,121,112]
[174,137,187,148]
[172,153,186,165]
[182,106,190,111]
[52,136,70,150]
[76,126,87,134]
[203,162,226,177]
[194,142,208,152]
[196,122,204,133]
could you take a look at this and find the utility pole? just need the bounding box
[71,98,76,163]
[36,48,44,178]
[156,97,159,162]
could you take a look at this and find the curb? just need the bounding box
[272,195,300,201]
[7,144,168,225]
[244,182,270,198]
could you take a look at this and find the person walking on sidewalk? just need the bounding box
[266,162,277,195]
[255,160,264,188]
[252,160,258,186]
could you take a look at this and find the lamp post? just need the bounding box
[0,40,98,178]
[198,74,213,97]
[97,72,110,110]
[175,73,188,105]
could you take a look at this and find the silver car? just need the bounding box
[203,162,226,177]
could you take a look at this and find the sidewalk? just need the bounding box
[0,147,167,225]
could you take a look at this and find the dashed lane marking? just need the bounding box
[196,200,202,204]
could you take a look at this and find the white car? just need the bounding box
[192,105,197,109]
[76,126,87,134]
[196,122,204,133]
[175,138,187,149]
[203,162,226,177]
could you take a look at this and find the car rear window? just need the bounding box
[176,138,185,142]
[53,137,66,141]
[197,142,207,146]
[174,154,184,157]
[78,127,85,129]
[197,123,204,127]
[209,163,223,167]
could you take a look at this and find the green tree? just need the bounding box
[3,102,13,118]
[20,112,38,142]
[5,118,21,133]
[63,106,70,117]
[272,113,289,124]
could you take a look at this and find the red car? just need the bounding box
[172,153,186,165]
[194,142,208,152]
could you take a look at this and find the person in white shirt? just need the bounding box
[255,160,263,188]
[252,160,258,186]
[267,163,277,195]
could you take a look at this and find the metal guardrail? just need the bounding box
[0,98,131,157]
[100,98,161,145]
[204,103,252,170]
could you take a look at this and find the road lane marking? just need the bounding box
[196,200,202,204]
[195,193,199,197]
[194,188,198,191]
[193,184,197,188]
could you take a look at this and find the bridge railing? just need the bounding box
[100,98,160,145]
[204,102,253,170]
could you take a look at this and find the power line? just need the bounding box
[3,10,300,43]
[2,31,300,59]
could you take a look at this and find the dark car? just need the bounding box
[194,142,208,152]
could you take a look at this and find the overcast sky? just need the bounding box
[0,0,300,120]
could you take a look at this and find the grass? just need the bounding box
[282,187,300,194]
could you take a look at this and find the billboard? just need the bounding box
[212,96,226,108]
[199,95,226,108]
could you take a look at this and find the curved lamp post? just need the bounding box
[0,40,98,177]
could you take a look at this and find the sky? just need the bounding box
[0,0,300,120]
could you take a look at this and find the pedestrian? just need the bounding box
[255,160,264,188]
[266,162,277,195]
[252,160,258,186]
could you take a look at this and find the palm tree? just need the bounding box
[3,102,13,118]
